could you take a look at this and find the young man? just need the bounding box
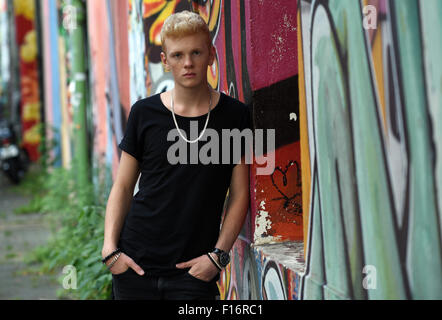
[101,10,251,300]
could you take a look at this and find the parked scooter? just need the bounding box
[0,120,29,184]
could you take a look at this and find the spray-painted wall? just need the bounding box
[218,0,304,300]
[0,0,21,123]
[13,0,42,161]
[298,0,442,299]
[40,0,62,167]
[86,0,130,196]
[0,0,10,113]
[11,0,442,300]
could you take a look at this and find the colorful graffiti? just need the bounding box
[247,0,301,245]
[11,0,441,301]
[129,0,148,104]
[40,0,62,167]
[208,0,302,299]
[217,238,304,300]
[298,0,442,299]
[14,0,42,161]
[86,0,132,192]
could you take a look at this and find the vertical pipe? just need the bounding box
[63,0,90,192]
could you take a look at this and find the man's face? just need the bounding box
[161,33,214,89]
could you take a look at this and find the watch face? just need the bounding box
[219,252,230,267]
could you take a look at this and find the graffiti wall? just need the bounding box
[0,0,9,113]
[208,0,302,299]
[14,0,42,161]
[16,0,442,301]
[298,0,442,299]
[40,0,62,167]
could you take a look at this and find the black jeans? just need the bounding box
[112,268,219,300]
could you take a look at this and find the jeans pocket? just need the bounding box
[186,271,211,283]
[112,267,133,278]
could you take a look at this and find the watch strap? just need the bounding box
[212,248,224,255]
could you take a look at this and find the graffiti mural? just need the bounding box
[40,0,62,167]
[12,0,442,300]
[246,0,301,245]
[86,0,132,194]
[40,0,442,301]
[129,0,147,104]
[14,0,42,161]
[217,238,304,300]
[298,0,442,299]
[208,0,302,299]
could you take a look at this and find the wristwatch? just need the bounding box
[212,248,230,268]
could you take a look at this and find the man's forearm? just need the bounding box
[103,185,133,253]
[215,190,249,252]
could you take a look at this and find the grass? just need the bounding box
[11,163,114,300]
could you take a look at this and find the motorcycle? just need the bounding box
[0,120,29,184]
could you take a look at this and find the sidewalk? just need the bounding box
[0,172,58,300]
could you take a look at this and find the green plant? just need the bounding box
[5,252,17,260]
[21,164,113,300]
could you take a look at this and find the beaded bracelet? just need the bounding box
[106,252,122,270]
[101,248,121,264]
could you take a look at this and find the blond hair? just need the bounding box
[160,10,212,52]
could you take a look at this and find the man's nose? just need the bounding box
[184,55,193,67]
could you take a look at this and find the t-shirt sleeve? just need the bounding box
[118,102,142,161]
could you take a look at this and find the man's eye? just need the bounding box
[193,51,201,55]
[173,53,181,58]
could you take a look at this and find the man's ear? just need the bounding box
[160,52,170,72]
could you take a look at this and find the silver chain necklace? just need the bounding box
[170,87,212,144]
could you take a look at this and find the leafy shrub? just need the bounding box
[21,166,112,300]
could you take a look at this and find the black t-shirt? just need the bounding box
[117,92,251,278]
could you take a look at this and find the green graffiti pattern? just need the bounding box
[300,0,442,299]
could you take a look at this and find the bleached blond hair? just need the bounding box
[160,10,212,52]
